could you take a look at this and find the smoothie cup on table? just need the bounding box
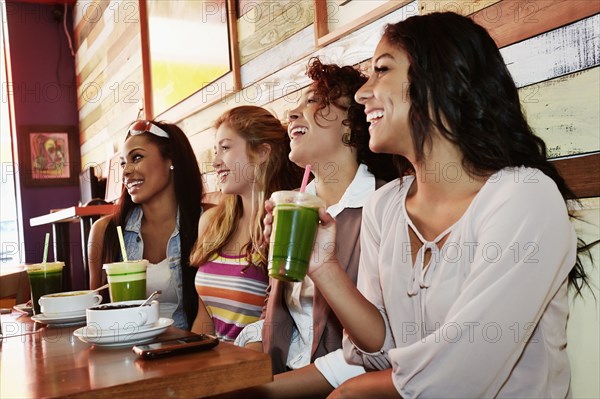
[268,191,325,282]
[26,261,64,315]
[103,260,148,302]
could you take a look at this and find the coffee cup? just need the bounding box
[86,300,159,332]
[103,260,148,302]
[39,290,103,316]
[26,262,65,315]
[268,191,325,282]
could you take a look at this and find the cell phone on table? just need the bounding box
[133,334,219,359]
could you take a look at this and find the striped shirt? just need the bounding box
[195,253,268,342]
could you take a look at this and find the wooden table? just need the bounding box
[30,205,116,290]
[0,313,272,398]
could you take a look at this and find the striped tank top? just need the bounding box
[194,253,268,342]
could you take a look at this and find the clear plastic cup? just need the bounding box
[268,191,325,282]
[103,260,148,302]
[26,262,64,315]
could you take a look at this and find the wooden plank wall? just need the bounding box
[568,196,600,397]
[72,1,599,396]
[73,0,600,176]
[237,0,313,65]
[74,0,144,172]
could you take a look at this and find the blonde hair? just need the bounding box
[190,106,302,269]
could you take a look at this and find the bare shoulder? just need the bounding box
[88,215,113,288]
[198,207,218,236]
[92,214,112,231]
[89,215,112,240]
[201,206,219,220]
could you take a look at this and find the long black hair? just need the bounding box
[382,12,594,295]
[102,121,202,327]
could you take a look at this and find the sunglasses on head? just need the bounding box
[128,120,169,139]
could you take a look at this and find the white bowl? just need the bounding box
[39,290,103,316]
[86,300,159,332]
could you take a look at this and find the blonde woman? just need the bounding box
[189,106,302,341]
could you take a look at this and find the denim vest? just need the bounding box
[122,206,187,329]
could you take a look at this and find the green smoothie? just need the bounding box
[26,262,64,315]
[103,260,147,302]
[268,191,324,282]
[107,280,146,301]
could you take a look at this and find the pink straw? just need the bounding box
[299,164,312,193]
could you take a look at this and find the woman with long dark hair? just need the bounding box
[88,121,202,330]
[264,12,592,398]
[230,58,397,398]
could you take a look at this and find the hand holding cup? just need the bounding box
[265,193,337,281]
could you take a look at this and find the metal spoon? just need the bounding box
[140,290,161,307]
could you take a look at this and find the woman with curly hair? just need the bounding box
[232,58,396,398]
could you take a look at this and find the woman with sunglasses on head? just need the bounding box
[88,120,203,330]
[189,106,303,342]
[228,58,396,398]
[262,12,593,398]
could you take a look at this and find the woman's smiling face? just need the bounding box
[121,134,173,204]
[212,123,255,196]
[355,38,413,157]
[287,85,349,168]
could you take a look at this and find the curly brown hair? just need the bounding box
[306,57,397,182]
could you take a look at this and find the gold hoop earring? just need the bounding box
[342,126,352,144]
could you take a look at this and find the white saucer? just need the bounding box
[73,318,174,347]
[31,311,87,327]
[43,309,87,317]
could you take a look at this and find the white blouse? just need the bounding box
[343,167,576,398]
[286,164,375,369]
[146,258,178,320]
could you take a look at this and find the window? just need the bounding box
[0,4,23,267]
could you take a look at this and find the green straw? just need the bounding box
[116,226,128,262]
[42,232,50,264]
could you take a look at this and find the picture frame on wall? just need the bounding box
[314,0,413,47]
[18,125,79,187]
[139,0,240,121]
